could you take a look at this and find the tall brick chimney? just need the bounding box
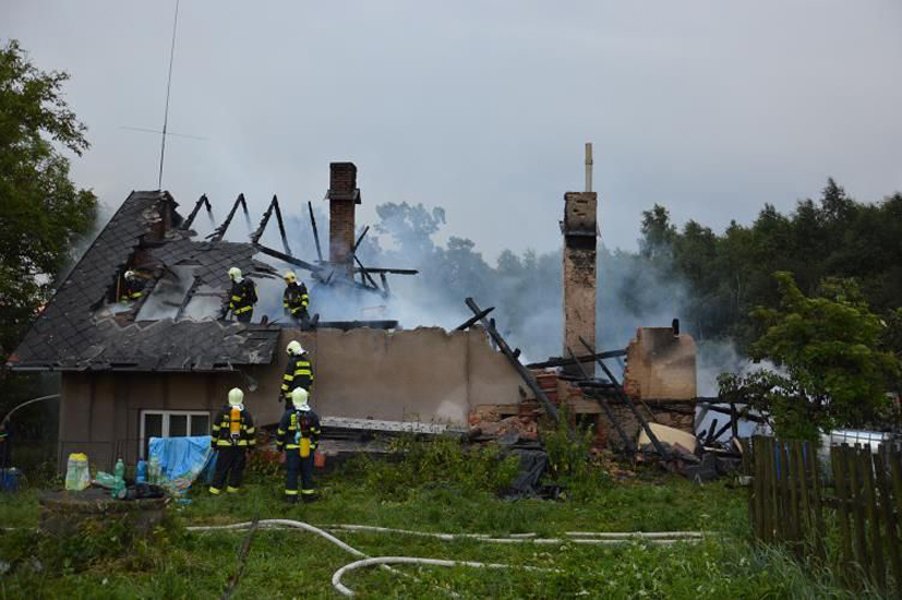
[328,162,362,274]
[561,144,598,376]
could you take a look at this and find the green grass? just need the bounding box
[0,442,874,599]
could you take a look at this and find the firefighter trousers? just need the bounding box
[211,446,247,492]
[285,451,314,496]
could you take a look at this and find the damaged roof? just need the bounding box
[7,191,280,372]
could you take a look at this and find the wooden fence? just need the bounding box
[747,436,902,597]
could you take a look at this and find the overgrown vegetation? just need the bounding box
[719,272,901,438]
[0,441,878,598]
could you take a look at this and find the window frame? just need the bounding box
[139,409,211,458]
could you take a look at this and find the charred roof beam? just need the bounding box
[181,194,213,230]
[249,195,291,255]
[207,193,248,242]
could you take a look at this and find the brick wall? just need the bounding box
[562,191,597,376]
[328,163,358,269]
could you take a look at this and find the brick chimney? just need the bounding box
[328,162,362,273]
[561,145,598,376]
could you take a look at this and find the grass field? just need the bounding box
[0,439,876,599]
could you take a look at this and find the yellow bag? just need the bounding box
[299,438,311,458]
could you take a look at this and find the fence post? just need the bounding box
[875,445,902,593]
[861,447,886,592]
[832,444,854,584]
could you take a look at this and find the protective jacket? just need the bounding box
[228,279,257,316]
[120,277,145,302]
[211,405,257,448]
[283,281,309,318]
[281,354,313,398]
[276,409,321,453]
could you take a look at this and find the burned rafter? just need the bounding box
[526,348,626,370]
[579,336,670,460]
[465,297,563,425]
[307,201,324,263]
[566,347,634,451]
[249,195,291,255]
[207,194,249,242]
[181,194,213,230]
[254,243,384,296]
[455,306,495,331]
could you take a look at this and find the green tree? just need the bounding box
[0,40,97,388]
[720,272,900,439]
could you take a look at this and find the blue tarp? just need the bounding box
[148,436,214,487]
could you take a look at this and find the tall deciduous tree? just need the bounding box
[0,40,97,365]
[720,272,900,439]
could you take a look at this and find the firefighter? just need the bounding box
[209,387,256,495]
[280,340,313,408]
[276,387,321,503]
[119,270,145,302]
[282,271,310,325]
[227,267,257,323]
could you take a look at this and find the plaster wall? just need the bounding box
[57,326,525,470]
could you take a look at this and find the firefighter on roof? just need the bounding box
[281,340,313,407]
[119,270,146,302]
[227,267,257,323]
[209,387,256,495]
[282,271,310,325]
[277,387,321,503]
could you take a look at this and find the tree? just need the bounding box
[720,272,900,439]
[0,40,97,380]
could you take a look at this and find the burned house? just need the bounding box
[7,163,527,470]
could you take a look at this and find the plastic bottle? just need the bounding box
[148,455,162,484]
[136,459,147,484]
[114,458,125,481]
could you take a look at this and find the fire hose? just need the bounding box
[186,519,704,597]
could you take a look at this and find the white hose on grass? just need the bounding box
[331,555,557,597]
[187,519,705,597]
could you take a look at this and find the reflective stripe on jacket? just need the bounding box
[276,409,321,451]
[281,355,313,395]
[211,405,256,447]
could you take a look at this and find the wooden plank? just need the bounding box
[753,436,766,541]
[566,348,633,450]
[307,201,324,262]
[765,437,777,543]
[786,440,800,549]
[454,306,495,331]
[831,444,854,581]
[803,440,826,563]
[848,445,871,584]
[793,441,811,550]
[862,448,886,593]
[877,445,902,593]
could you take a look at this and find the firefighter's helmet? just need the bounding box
[228,387,244,407]
[228,267,242,282]
[124,270,137,281]
[286,340,304,356]
[283,271,297,283]
[291,387,310,411]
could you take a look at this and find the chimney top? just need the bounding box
[328,162,361,204]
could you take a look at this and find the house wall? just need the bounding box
[57,326,526,471]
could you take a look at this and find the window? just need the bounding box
[139,410,211,458]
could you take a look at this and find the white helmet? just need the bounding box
[228,267,243,282]
[228,387,244,407]
[286,340,304,356]
[283,271,297,283]
[124,270,137,280]
[291,387,310,411]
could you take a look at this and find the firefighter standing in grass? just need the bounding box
[209,388,256,495]
[281,340,313,408]
[277,387,321,503]
[227,267,257,323]
[282,271,310,325]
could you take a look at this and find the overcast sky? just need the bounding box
[4,1,901,260]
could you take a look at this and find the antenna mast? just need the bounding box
[157,0,181,190]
